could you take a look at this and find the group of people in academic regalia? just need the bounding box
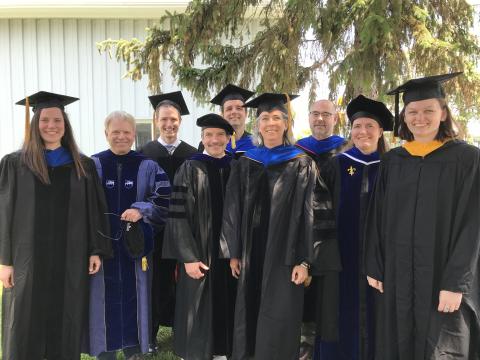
[0,71,479,360]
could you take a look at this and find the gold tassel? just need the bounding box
[284,93,294,140]
[24,96,31,142]
[231,131,236,149]
[142,257,148,271]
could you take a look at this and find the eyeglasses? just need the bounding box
[309,111,334,119]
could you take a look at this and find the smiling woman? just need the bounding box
[366,73,480,359]
[0,91,112,360]
[315,95,393,360]
[38,107,65,149]
[221,93,322,360]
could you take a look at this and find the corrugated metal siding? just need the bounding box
[0,18,203,158]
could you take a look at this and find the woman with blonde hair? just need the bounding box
[222,93,318,360]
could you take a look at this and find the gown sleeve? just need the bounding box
[84,157,113,259]
[162,161,199,263]
[311,158,341,275]
[0,154,17,265]
[220,159,243,259]
[364,157,387,281]
[132,160,171,230]
[440,146,480,293]
[318,156,336,194]
[300,158,317,265]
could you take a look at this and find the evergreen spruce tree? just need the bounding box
[98,0,480,127]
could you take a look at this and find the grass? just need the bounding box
[1,287,180,360]
[80,327,179,360]
[80,326,179,359]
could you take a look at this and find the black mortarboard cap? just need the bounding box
[386,72,462,135]
[149,91,189,115]
[346,95,393,131]
[16,91,79,141]
[196,113,234,135]
[16,91,79,112]
[243,93,299,117]
[210,84,255,106]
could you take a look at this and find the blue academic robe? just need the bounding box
[316,146,380,360]
[296,135,346,168]
[88,150,170,356]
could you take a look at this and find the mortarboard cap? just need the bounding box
[243,93,299,117]
[196,113,234,135]
[16,91,79,112]
[210,84,255,106]
[386,72,462,135]
[16,91,79,142]
[149,91,189,116]
[346,95,393,131]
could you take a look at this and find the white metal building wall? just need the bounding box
[0,18,204,158]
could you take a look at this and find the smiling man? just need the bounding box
[296,99,346,360]
[89,111,170,360]
[296,100,347,166]
[163,113,237,360]
[138,91,197,352]
[198,84,255,158]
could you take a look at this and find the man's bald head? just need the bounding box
[308,100,338,140]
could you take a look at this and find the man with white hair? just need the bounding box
[88,110,170,360]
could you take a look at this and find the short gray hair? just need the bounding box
[251,112,296,146]
[104,110,136,131]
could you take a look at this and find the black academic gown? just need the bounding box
[296,142,344,330]
[316,148,380,360]
[222,154,317,360]
[0,152,111,360]
[296,139,348,169]
[163,155,236,360]
[139,140,197,331]
[365,140,480,360]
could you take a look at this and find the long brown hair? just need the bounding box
[21,108,86,184]
[398,98,458,142]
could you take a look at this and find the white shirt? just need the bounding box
[158,137,181,154]
[203,149,226,158]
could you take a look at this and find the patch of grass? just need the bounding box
[80,327,179,359]
[1,288,179,360]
